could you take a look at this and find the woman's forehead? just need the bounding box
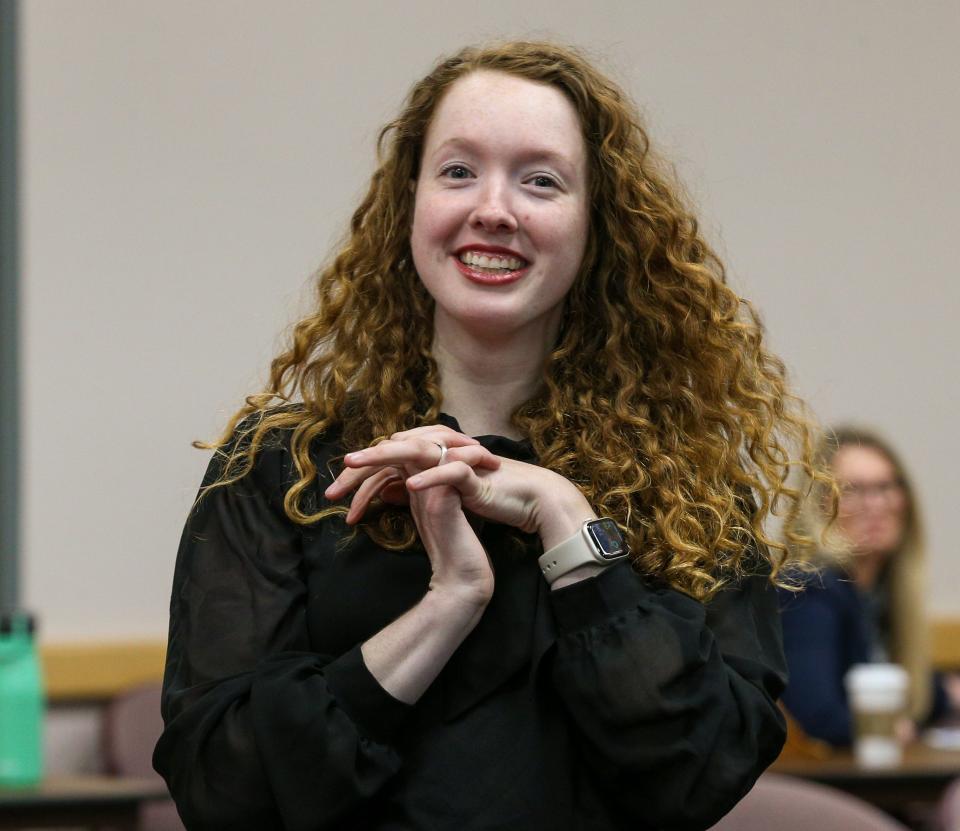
[833,444,897,480]
[422,71,586,167]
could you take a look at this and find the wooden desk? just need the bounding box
[771,743,960,821]
[0,775,170,830]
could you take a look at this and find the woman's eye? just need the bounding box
[441,165,472,180]
[529,174,558,189]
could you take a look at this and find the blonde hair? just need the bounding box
[201,41,831,601]
[812,426,931,721]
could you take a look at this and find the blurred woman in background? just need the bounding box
[781,426,956,746]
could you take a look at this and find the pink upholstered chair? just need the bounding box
[102,682,184,831]
[937,776,960,831]
[708,773,909,831]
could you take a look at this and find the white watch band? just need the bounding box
[538,519,627,584]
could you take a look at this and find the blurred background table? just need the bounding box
[0,775,169,830]
[771,742,960,829]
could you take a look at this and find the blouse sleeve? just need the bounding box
[153,438,412,831]
[548,556,787,830]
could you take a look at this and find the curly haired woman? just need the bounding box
[153,41,826,830]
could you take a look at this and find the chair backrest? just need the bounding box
[938,776,960,831]
[708,773,909,831]
[102,682,185,831]
[102,682,165,779]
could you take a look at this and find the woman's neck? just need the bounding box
[431,317,554,439]
[850,550,888,592]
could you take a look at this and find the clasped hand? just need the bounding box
[323,425,593,600]
[325,425,544,531]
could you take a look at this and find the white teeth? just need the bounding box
[458,251,525,271]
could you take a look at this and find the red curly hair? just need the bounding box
[201,41,831,600]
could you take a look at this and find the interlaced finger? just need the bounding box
[389,426,480,446]
[331,443,502,522]
[343,446,501,520]
[324,440,433,499]
[406,461,486,501]
[441,445,501,471]
[346,437,448,474]
[344,467,403,524]
[326,430,494,501]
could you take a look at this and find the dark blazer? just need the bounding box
[779,569,871,746]
[779,567,948,746]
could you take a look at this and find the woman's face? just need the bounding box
[832,444,908,558]
[410,70,590,343]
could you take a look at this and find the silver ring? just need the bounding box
[433,441,447,467]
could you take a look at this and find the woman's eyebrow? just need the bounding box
[430,137,579,176]
[513,148,578,177]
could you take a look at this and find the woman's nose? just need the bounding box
[468,182,518,235]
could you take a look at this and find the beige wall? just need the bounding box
[20,0,960,640]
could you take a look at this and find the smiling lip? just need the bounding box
[453,244,529,286]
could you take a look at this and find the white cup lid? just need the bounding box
[844,663,909,693]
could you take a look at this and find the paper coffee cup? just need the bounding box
[844,663,909,768]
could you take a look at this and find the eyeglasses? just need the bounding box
[838,479,905,504]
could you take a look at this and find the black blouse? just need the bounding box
[153,415,787,830]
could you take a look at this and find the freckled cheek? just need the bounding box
[555,218,590,271]
[419,196,465,237]
[411,211,452,265]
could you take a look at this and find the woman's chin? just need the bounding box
[433,304,560,345]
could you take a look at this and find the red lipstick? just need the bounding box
[453,245,529,286]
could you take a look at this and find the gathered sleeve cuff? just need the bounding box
[550,560,650,633]
[547,556,787,829]
[322,644,414,745]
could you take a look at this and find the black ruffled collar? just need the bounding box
[435,412,536,464]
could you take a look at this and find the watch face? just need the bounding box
[587,518,627,560]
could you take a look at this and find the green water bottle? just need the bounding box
[0,612,44,787]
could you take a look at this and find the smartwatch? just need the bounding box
[538,518,629,584]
